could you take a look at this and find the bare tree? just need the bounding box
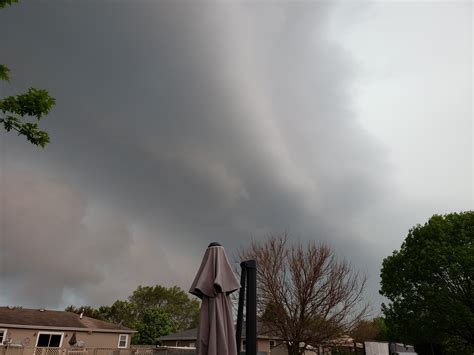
[239,234,368,355]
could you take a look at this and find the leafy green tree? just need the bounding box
[98,300,137,328]
[129,285,200,330]
[380,212,474,352]
[132,309,177,345]
[66,301,137,328]
[350,317,388,342]
[0,0,55,147]
[65,305,107,320]
[66,284,200,345]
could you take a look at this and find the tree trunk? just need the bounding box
[286,343,303,355]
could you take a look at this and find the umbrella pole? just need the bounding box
[245,260,257,355]
[236,262,246,354]
[236,260,257,355]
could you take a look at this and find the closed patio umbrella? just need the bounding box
[189,242,240,355]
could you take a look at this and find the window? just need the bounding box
[36,332,63,347]
[118,334,128,348]
[269,340,276,348]
[0,329,7,344]
[176,341,192,347]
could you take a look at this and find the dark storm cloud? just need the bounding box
[1,1,389,308]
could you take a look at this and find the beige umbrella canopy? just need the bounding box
[190,243,240,355]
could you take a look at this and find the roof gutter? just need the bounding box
[0,323,136,334]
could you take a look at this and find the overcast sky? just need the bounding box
[0,0,472,312]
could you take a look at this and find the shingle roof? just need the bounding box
[0,307,134,333]
[159,328,197,341]
[159,322,279,341]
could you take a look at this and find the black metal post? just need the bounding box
[236,263,246,355]
[244,260,257,355]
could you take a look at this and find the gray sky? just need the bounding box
[0,0,472,312]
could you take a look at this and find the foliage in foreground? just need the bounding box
[380,212,474,353]
[0,0,55,147]
[66,284,200,345]
[0,0,19,8]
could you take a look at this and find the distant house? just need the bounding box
[159,323,363,355]
[0,307,135,349]
[159,322,287,355]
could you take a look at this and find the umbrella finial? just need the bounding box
[208,242,222,247]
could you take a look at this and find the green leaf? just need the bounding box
[0,0,19,9]
[0,64,10,81]
[0,115,50,147]
[0,87,56,119]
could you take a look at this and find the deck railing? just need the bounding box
[0,347,196,355]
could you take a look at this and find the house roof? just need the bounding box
[159,322,279,341]
[0,307,135,333]
[159,328,197,341]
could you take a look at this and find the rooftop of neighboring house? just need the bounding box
[0,307,135,333]
[159,322,280,342]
